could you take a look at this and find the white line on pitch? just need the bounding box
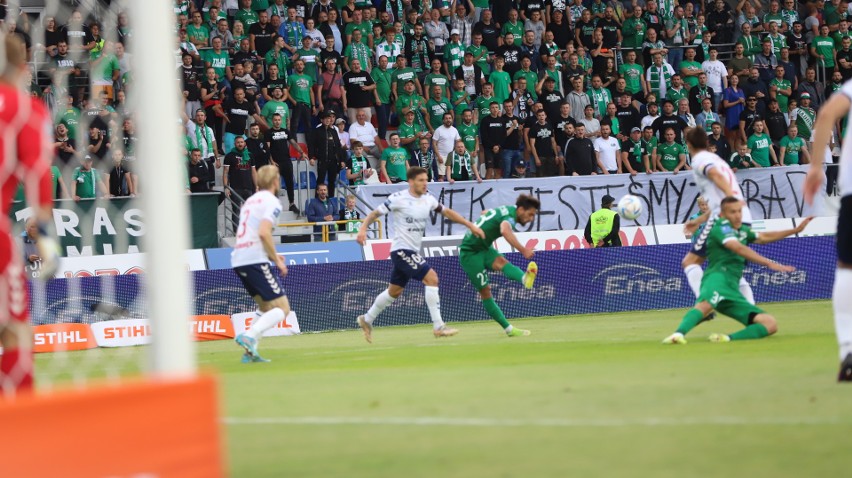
[222,416,850,427]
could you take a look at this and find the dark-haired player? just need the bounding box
[664,197,811,344]
[458,194,541,337]
[355,167,485,343]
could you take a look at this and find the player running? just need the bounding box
[232,165,293,363]
[355,166,485,343]
[0,35,59,395]
[459,195,540,337]
[663,197,812,344]
[805,78,852,381]
[682,128,757,306]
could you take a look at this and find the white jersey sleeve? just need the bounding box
[837,79,852,197]
[379,190,443,252]
[231,191,282,267]
[690,150,752,223]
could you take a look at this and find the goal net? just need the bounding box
[0,0,222,475]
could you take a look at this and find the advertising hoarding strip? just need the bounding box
[24,236,833,352]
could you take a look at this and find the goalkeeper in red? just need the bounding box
[459,194,540,337]
[0,35,58,395]
[663,198,812,344]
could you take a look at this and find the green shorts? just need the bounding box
[459,247,502,290]
[698,273,765,326]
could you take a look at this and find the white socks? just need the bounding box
[246,307,285,340]
[424,286,445,329]
[365,290,396,324]
[739,277,756,305]
[834,269,852,360]
[684,265,703,298]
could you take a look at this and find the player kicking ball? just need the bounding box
[459,195,540,337]
[355,166,485,343]
[663,197,812,344]
[232,165,294,362]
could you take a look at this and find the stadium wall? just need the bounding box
[26,236,836,352]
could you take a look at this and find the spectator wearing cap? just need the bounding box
[451,2,475,46]
[309,110,345,197]
[794,92,816,141]
[510,160,528,178]
[336,117,351,151]
[584,195,622,248]
[738,94,763,146]
[444,29,466,80]
[72,155,107,201]
[260,85,291,130]
[621,126,651,175]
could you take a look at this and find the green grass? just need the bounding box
[42,300,852,477]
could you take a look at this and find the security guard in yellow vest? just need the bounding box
[583,195,622,248]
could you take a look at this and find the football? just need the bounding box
[617,195,643,220]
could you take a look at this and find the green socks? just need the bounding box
[502,263,524,283]
[482,298,510,329]
[676,308,706,335]
[729,323,769,341]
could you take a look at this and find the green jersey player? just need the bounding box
[664,198,812,344]
[458,195,541,337]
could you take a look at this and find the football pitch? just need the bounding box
[39,300,849,477]
[204,300,849,477]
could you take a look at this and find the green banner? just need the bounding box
[10,193,219,256]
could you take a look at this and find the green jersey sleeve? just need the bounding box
[461,205,517,251]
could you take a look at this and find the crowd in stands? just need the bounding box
[16,0,848,211]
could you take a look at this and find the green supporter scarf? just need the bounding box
[194,123,213,156]
[450,151,472,177]
[648,64,672,95]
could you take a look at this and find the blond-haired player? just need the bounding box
[232,165,292,363]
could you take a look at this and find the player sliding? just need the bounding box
[682,128,758,311]
[232,165,294,363]
[355,166,485,342]
[805,78,852,381]
[663,197,812,344]
[459,195,540,336]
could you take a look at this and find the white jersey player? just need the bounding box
[805,78,852,381]
[683,128,757,307]
[232,165,292,363]
[355,166,485,343]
